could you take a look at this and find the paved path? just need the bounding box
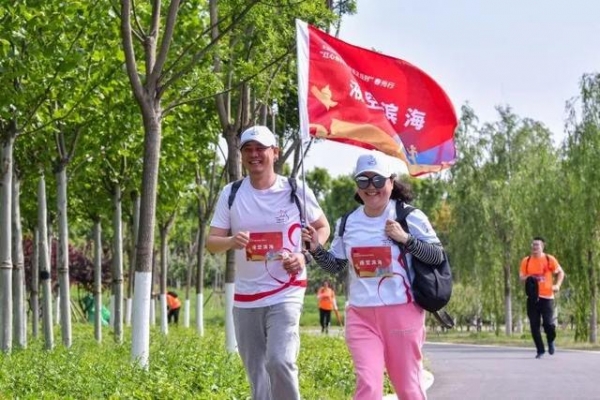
[424,342,600,400]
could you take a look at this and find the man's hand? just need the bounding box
[552,284,561,292]
[231,231,250,250]
[301,226,320,251]
[282,252,305,276]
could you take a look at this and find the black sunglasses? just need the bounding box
[355,175,388,189]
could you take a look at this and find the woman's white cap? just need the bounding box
[354,151,393,178]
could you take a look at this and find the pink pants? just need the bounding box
[345,302,426,400]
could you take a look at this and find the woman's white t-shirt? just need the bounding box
[330,200,439,307]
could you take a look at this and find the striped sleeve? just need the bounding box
[405,235,445,265]
[310,245,348,274]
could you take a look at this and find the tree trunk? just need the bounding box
[503,261,512,335]
[150,249,158,326]
[195,225,207,335]
[589,249,598,343]
[93,220,103,342]
[184,229,198,329]
[126,192,140,326]
[11,172,26,348]
[0,133,14,353]
[56,165,72,348]
[112,185,124,343]
[159,217,175,334]
[131,111,162,369]
[31,228,40,338]
[224,125,242,352]
[38,175,54,350]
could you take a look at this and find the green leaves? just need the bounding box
[0,324,365,398]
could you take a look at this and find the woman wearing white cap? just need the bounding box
[302,150,443,400]
[207,125,330,400]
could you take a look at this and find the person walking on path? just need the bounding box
[317,280,337,334]
[303,151,443,400]
[519,236,565,359]
[207,125,330,400]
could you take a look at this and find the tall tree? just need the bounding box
[447,105,557,333]
[119,0,263,367]
[561,73,600,343]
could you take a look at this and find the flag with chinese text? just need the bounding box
[296,20,458,176]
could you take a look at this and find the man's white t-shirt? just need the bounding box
[211,175,324,308]
[329,200,440,307]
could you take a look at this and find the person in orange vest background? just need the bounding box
[317,280,337,334]
[519,236,565,359]
[167,291,182,325]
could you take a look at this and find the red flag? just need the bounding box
[296,20,458,176]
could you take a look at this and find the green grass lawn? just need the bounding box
[0,324,368,400]
[3,291,596,399]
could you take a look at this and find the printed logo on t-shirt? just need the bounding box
[246,232,284,261]
[275,209,290,224]
[350,246,393,278]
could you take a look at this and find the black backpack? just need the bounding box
[395,204,453,313]
[339,202,454,327]
[524,255,548,301]
[525,276,539,301]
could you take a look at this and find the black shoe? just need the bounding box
[548,342,555,355]
[535,353,544,359]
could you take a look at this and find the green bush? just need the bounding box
[0,323,381,399]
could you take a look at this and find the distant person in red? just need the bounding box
[317,280,336,334]
[166,291,182,325]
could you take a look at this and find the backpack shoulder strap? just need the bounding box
[525,255,550,274]
[227,179,244,209]
[338,209,357,237]
[228,176,304,221]
[287,177,305,223]
[395,201,416,233]
[288,177,297,199]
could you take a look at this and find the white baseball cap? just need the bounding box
[239,125,277,148]
[354,151,393,178]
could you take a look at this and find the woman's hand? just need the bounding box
[385,219,409,244]
[301,225,320,252]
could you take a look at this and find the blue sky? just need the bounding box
[302,0,600,177]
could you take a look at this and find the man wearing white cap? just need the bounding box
[207,125,330,400]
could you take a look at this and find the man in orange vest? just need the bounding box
[519,237,565,358]
[317,280,337,334]
[167,291,182,325]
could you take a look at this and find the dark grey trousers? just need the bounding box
[233,302,303,400]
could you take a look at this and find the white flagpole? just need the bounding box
[295,19,313,243]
